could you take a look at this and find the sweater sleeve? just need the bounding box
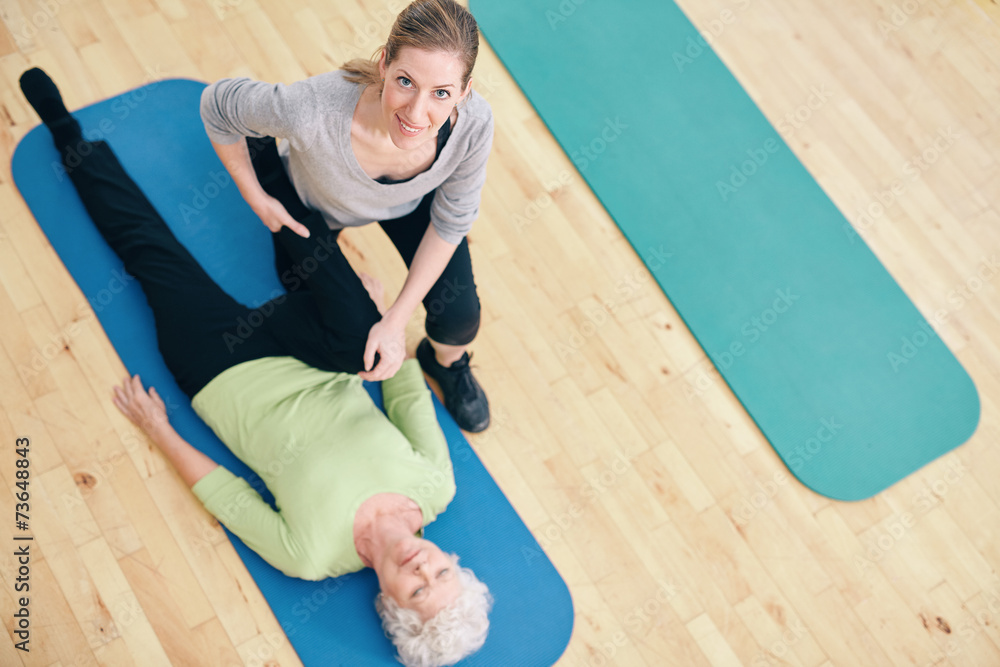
[191,466,320,580]
[429,111,495,244]
[199,76,321,151]
[381,361,453,475]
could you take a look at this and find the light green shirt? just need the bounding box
[190,357,455,580]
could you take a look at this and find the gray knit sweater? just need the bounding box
[200,70,494,244]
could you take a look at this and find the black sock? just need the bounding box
[19,67,82,149]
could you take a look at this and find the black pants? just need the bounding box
[247,137,481,348]
[64,139,380,398]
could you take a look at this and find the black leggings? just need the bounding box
[63,139,381,398]
[247,136,481,348]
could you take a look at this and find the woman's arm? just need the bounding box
[113,374,217,486]
[210,140,310,238]
[201,78,317,237]
[113,376,318,577]
[359,107,495,380]
[148,426,218,488]
[360,225,459,382]
[382,360,452,466]
[382,360,457,506]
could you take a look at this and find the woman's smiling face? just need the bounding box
[378,47,470,149]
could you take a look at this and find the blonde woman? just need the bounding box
[201,0,495,433]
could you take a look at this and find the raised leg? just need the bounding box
[21,68,278,397]
[248,136,383,347]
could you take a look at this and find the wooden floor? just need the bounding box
[1,0,999,664]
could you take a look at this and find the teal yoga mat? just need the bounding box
[11,79,573,665]
[471,0,979,500]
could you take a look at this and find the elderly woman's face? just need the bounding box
[375,534,463,620]
[378,47,470,150]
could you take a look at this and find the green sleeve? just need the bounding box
[382,360,451,470]
[191,467,319,580]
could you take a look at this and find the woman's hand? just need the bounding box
[113,375,218,487]
[112,375,172,440]
[250,192,311,238]
[359,318,407,382]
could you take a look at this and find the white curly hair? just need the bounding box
[375,554,492,667]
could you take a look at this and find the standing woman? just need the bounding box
[201,0,494,431]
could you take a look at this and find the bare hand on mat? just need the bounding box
[113,374,172,438]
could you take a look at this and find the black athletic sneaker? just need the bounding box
[416,337,490,433]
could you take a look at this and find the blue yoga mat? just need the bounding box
[471,0,979,500]
[11,79,572,666]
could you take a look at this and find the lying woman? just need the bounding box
[20,67,491,667]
